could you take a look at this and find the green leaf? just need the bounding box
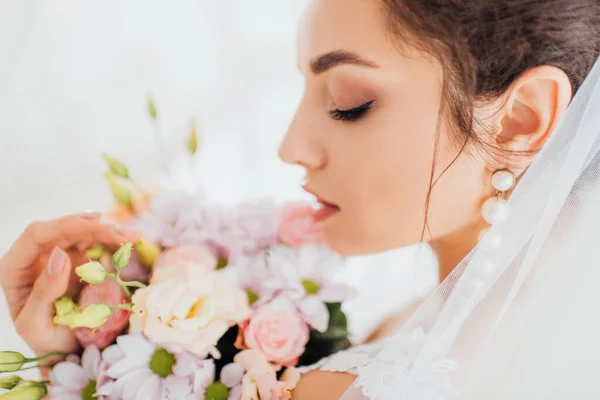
[102,153,129,178]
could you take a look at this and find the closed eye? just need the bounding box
[330,100,375,122]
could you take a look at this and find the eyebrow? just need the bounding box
[310,50,380,75]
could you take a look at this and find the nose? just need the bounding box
[278,103,326,170]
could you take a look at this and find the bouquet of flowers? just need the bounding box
[0,100,356,400]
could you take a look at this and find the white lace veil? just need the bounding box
[341,51,600,399]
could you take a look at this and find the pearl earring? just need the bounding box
[481,169,516,225]
[477,169,516,246]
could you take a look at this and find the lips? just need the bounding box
[302,185,341,222]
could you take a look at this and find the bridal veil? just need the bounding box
[342,42,600,400]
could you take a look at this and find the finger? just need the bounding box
[0,214,139,275]
[15,247,72,337]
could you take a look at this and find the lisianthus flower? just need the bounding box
[224,201,279,258]
[103,335,215,400]
[135,191,227,250]
[223,350,300,400]
[48,346,113,399]
[235,297,310,367]
[152,244,217,274]
[253,245,355,332]
[74,279,131,350]
[131,262,251,357]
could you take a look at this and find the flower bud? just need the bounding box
[53,296,82,328]
[71,304,113,329]
[134,237,161,267]
[105,173,133,209]
[102,153,129,179]
[113,243,133,270]
[75,261,108,284]
[54,296,79,316]
[148,96,158,120]
[0,376,22,390]
[84,244,106,260]
[0,381,47,400]
[187,120,198,155]
[0,352,25,373]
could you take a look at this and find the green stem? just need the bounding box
[113,275,132,300]
[23,352,67,364]
[0,364,51,374]
[111,304,133,312]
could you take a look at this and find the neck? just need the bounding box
[428,219,487,282]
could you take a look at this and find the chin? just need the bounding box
[323,220,419,256]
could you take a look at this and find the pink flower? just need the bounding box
[225,350,300,400]
[278,204,324,247]
[236,297,309,367]
[74,280,130,350]
[48,346,114,399]
[152,244,217,273]
[226,201,280,257]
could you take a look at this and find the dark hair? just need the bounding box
[380,0,600,149]
[379,0,600,238]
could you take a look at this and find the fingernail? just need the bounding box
[48,247,67,276]
[113,225,136,237]
[79,210,103,220]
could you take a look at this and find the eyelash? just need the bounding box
[330,100,375,122]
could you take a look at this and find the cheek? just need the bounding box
[326,98,442,253]
[426,138,489,238]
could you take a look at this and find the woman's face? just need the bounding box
[279,0,490,256]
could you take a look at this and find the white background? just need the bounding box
[0,0,436,378]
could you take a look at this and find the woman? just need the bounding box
[2,0,600,398]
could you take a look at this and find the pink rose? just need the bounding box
[278,204,324,247]
[152,244,217,273]
[236,298,309,367]
[74,279,130,350]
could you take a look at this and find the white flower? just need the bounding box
[48,346,113,399]
[131,263,251,357]
[103,335,215,400]
[250,245,356,332]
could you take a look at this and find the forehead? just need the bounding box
[297,0,396,67]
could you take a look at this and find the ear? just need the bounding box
[493,65,572,175]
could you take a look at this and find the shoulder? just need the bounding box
[292,370,357,399]
[292,341,385,399]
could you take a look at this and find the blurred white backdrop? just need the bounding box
[0,0,437,375]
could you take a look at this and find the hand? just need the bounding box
[0,213,139,361]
